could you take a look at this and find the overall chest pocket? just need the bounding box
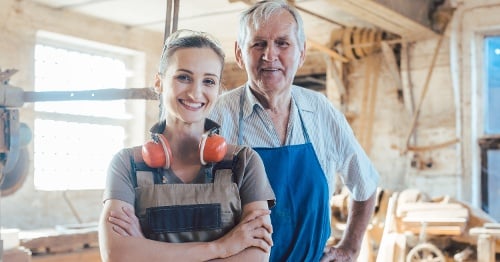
[147,203,222,233]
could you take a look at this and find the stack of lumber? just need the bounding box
[396,202,469,236]
[18,223,100,262]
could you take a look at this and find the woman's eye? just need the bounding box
[203,78,216,86]
[176,74,191,82]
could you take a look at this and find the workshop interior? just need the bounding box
[1,0,500,261]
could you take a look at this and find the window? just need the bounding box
[484,36,500,134]
[34,32,145,190]
[479,36,500,221]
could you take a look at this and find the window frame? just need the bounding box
[451,1,500,209]
[33,31,146,191]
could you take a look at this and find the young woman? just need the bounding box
[98,30,275,262]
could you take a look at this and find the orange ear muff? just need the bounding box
[142,131,226,168]
[142,134,172,169]
[199,132,227,165]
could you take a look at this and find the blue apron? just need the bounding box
[238,94,331,262]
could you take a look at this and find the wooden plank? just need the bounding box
[375,194,406,262]
[403,209,469,219]
[470,227,500,238]
[402,217,467,224]
[477,234,496,262]
[397,202,466,217]
[485,223,500,229]
[364,55,381,155]
[358,55,374,148]
[401,226,464,236]
[2,247,32,262]
[31,247,100,262]
[20,228,98,255]
[325,56,346,108]
[308,38,348,62]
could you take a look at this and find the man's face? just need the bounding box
[236,9,305,96]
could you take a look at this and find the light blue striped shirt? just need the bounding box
[209,84,379,201]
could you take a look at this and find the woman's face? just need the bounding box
[162,47,222,125]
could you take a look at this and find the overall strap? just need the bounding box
[129,146,162,187]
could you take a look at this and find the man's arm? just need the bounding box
[100,199,272,262]
[320,192,376,262]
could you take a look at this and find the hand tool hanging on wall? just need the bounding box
[402,20,459,154]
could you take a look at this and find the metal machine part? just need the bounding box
[0,69,31,196]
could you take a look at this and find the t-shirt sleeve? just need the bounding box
[233,146,276,208]
[102,148,136,205]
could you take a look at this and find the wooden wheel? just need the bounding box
[342,26,356,61]
[406,243,446,262]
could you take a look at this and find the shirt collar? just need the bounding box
[241,84,315,118]
[241,83,261,119]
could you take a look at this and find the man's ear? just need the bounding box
[298,41,307,67]
[154,73,162,94]
[235,41,245,69]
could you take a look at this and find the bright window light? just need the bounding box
[33,42,135,190]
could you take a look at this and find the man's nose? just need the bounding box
[262,44,278,61]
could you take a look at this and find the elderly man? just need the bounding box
[209,0,380,261]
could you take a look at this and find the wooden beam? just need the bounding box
[326,0,437,41]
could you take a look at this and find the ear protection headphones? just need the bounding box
[141,128,227,168]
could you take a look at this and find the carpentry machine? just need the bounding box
[330,187,499,262]
[0,69,31,197]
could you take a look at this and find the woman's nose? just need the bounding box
[187,82,203,98]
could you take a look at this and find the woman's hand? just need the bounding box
[108,205,145,238]
[213,208,273,258]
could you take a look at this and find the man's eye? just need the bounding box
[252,42,266,48]
[277,40,289,47]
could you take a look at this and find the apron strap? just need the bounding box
[237,86,311,144]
